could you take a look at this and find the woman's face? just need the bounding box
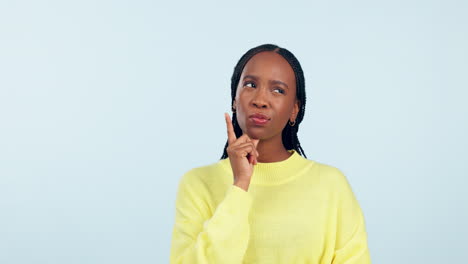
[234,51,299,140]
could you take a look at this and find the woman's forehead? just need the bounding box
[241,51,296,86]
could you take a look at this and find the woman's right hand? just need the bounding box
[224,113,259,191]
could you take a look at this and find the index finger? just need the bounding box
[224,112,237,145]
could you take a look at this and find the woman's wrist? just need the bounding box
[233,180,250,191]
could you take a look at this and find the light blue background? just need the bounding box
[1,0,467,263]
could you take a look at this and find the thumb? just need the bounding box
[251,139,260,165]
[252,139,259,148]
[252,139,260,157]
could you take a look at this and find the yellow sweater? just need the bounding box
[170,149,371,264]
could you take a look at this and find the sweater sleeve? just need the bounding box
[331,168,372,264]
[170,170,253,264]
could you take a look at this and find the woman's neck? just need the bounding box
[255,136,292,163]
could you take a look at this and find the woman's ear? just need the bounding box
[232,99,237,112]
[291,99,300,121]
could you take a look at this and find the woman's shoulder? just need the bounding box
[303,158,352,189]
[178,158,231,187]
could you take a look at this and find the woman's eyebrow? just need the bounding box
[270,79,289,89]
[243,75,289,89]
[243,75,259,81]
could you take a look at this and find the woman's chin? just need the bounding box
[243,128,267,140]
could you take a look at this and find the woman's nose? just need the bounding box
[253,100,267,108]
[252,89,268,108]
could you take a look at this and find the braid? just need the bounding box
[221,44,307,159]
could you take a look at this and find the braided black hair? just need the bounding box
[220,44,307,159]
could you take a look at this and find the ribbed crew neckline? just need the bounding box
[220,149,312,186]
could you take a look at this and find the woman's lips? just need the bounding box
[250,117,270,125]
[249,113,270,125]
[248,113,270,126]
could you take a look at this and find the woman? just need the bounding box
[170,44,371,263]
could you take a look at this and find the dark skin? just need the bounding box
[224,51,300,191]
[233,51,299,163]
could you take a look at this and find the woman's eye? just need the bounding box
[244,82,256,88]
[273,88,285,94]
